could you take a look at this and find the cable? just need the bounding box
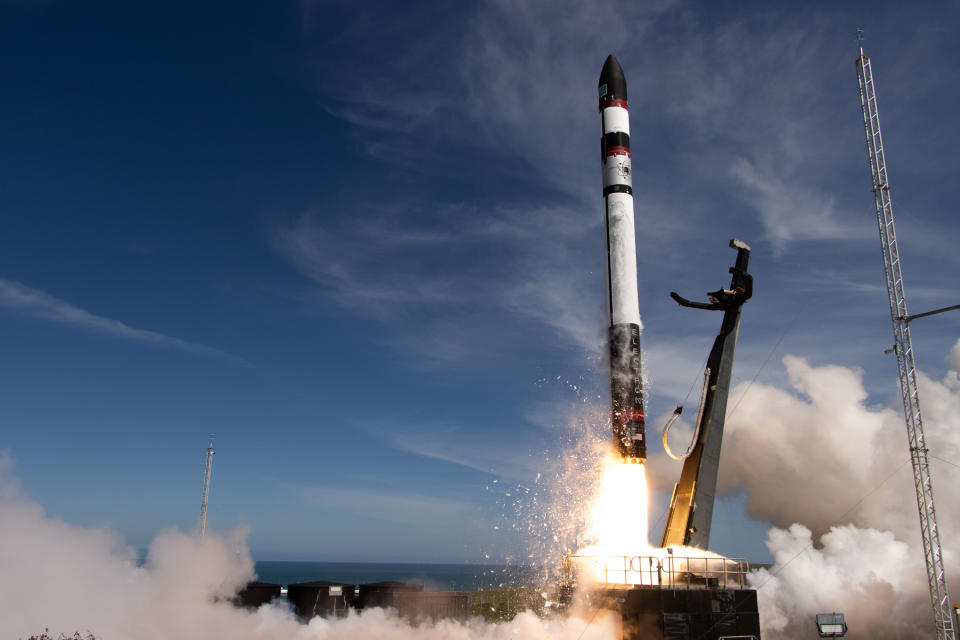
[750,456,910,591]
[679,352,709,407]
[684,457,911,640]
[727,309,800,419]
[930,454,960,471]
[572,594,609,640]
[582,451,907,640]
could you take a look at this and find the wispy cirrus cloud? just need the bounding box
[307,0,676,201]
[273,203,608,360]
[291,2,949,386]
[730,157,863,251]
[282,480,484,528]
[272,212,459,312]
[0,278,249,367]
[374,421,546,481]
[306,2,871,255]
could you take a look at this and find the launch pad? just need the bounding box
[560,554,761,640]
[606,586,760,640]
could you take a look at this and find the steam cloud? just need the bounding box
[716,339,960,638]
[3,336,959,639]
[0,455,616,640]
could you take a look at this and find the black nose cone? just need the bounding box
[599,54,628,102]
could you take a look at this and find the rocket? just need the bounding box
[599,54,646,463]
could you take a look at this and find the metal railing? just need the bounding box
[561,554,750,589]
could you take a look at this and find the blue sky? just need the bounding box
[1,1,957,564]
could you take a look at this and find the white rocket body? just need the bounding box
[599,54,646,462]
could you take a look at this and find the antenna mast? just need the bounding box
[856,37,954,640]
[199,437,215,537]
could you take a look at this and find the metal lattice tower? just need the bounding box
[856,43,954,640]
[199,438,215,537]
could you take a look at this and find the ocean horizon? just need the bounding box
[253,560,546,592]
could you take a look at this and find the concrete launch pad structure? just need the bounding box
[560,554,761,640]
[612,587,761,640]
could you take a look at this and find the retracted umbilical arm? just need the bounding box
[661,239,751,549]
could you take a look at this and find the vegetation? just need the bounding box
[24,630,95,640]
[469,587,548,622]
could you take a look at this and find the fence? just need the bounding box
[561,554,750,589]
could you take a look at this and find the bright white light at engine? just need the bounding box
[587,455,649,555]
[571,453,732,586]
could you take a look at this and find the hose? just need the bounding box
[662,367,710,461]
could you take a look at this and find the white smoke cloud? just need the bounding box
[947,339,960,374]
[751,523,929,637]
[5,338,960,639]
[712,341,960,638]
[719,355,908,537]
[0,454,616,640]
[719,349,960,545]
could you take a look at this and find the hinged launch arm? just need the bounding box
[661,239,751,549]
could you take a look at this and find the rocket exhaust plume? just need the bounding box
[599,54,645,463]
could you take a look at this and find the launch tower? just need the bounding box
[199,438,215,537]
[856,42,954,640]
